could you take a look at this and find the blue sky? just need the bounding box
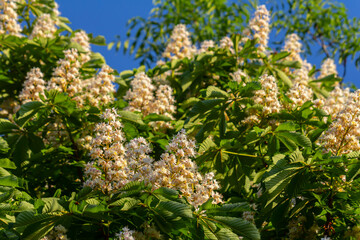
[58,0,360,87]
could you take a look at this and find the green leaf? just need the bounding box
[0,175,18,187]
[90,35,106,45]
[143,113,172,122]
[118,110,145,126]
[271,51,291,62]
[206,86,229,98]
[109,197,140,211]
[156,201,193,219]
[274,68,293,87]
[15,211,56,227]
[213,216,260,240]
[0,159,16,169]
[0,119,18,134]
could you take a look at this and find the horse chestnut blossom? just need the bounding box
[318,58,338,79]
[286,61,314,109]
[318,90,360,155]
[40,225,68,240]
[84,110,222,207]
[162,24,196,60]
[47,48,83,105]
[219,36,234,53]
[124,72,156,115]
[198,40,215,53]
[84,64,116,107]
[243,74,281,124]
[150,129,222,207]
[0,0,21,36]
[283,33,303,63]
[19,68,46,104]
[315,86,350,119]
[124,72,176,130]
[30,14,57,39]
[249,5,270,52]
[230,69,247,85]
[71,30,91,63]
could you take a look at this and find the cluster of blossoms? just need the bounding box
[84,108,127,192]
[124,72,176,130]
[317,90,360,155]
[83,110,221,207]
[315,86,350,119]
[162,24,196,60]
[162,5,271,60]
[198,40,215,53]
[243,74,281,124]
[219,36,234,53]
[283,33,302,63]
[83,64,116,107]
[19,68,45,104]
[318,58,338,80]
[115,224,161,240]
[47,48,83,105]
[30,13,57,39]
[151,129,222,207]
[41,225,68,240]
[71,30,91,63]
[115,226,135,240]
[0,0,21,36]
[230,69,247,85]
[249,5,270,52]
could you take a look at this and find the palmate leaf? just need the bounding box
[21,220,55,240]
[263,164,303,207]
[0,119,18,134]
[109,197,140,211]
[189,99,226,116]
[205,203,249,215]
[205,86,229,98]
[15,211,57,227]
[215,228,241,240]
[212,216,260,240]
[155,200,193,219]
[275,131,311,151]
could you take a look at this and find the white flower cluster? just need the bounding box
[84,113,221,207]
[219,36,234,53]
[243,74,281,124]
[286,61,314,109]
[19,68,46,104]
[283,33,302,63]
[198,40,215,53]
[315,86,350,119]
[47,49,83,104]
[249,5,270,52]
[163,24,196,60]
[318,58,338,79]
[41,225,68,240]
[125,137,154,184]
[84,64,115,107]
[84,108,127,192]
[230,69,247,85]
[0,0,21,36]
[124,72,176,130]
[71,30,91,63]
[30,14,57,39]
[115,226,135,240]
[124,72,156,115]
[317,90,360,155]
[115,223,161,240]
[151,129,222,207]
